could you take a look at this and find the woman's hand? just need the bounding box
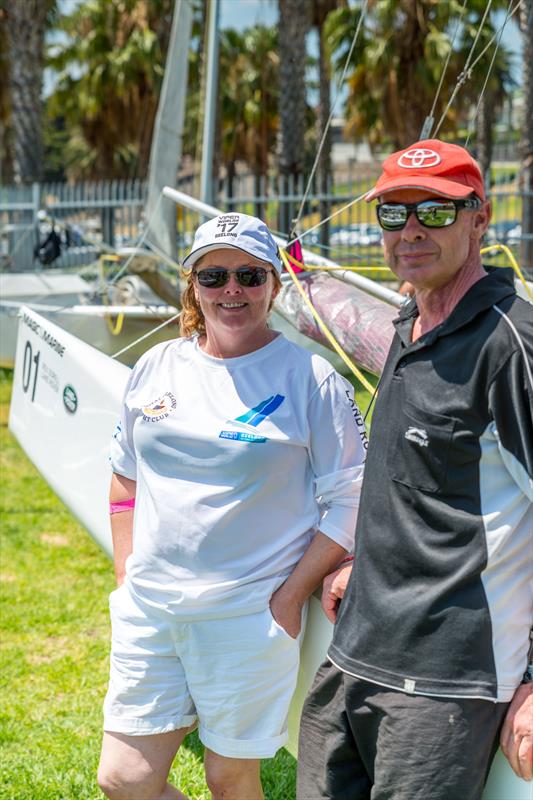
[269,532,348,636]
[269,584,303,639]
[321,564,353,623]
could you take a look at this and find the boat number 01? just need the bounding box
[22,340,40,402]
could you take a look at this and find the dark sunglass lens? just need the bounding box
[236,267,268,287]
[196,269,228,287]
[378,204,408,230]
[416,201,456,228]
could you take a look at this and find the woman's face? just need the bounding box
[193,248,279,351]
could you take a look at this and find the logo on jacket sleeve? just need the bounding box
[404,426,429,447]
[142,392,177,422]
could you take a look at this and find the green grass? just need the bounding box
[0,370,298,799]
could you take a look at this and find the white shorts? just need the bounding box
[103,583,305,759]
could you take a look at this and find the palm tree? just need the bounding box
[46,0,174,180]
[325,1,450,149]
[3,0,56,184]
[218,26,279,214]
[325,0,512,151]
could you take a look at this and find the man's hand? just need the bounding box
[269,584,304,639]
[500,682,533,781]
[321,564,353,623]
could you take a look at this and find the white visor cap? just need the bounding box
[182,212,283,273]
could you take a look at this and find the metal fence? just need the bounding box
[1,167,530,274]
[0,180,147,272]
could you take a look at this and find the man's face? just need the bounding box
[380,189,491,292]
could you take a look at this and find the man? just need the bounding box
[297,139,533,800]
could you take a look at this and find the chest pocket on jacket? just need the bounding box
[387,400,456,493]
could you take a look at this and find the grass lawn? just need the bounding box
[0,369,298,799]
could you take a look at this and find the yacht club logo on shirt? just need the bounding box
[141,392,177,422]
[219,394,285,443]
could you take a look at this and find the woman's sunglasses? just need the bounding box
[376,197,481,232]
[195,266,272,288]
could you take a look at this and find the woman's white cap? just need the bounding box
[182,212,283,273]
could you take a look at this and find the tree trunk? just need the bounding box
[520,0,533,272]
[278,0,310,233]
[395,0,429,147]
[0,8,14,183]
[5,0,47,184]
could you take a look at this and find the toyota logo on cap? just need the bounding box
[398,148,441,169]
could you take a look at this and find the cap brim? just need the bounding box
[365,176,481,202]
[182,242,282,273]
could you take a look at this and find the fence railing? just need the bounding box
[1,168,530,273]
[0,180,147,272]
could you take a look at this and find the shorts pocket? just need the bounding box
[387,401,456,493]
[267,605,299,641]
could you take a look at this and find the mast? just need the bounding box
[199,0,220,209]
[145,0,193,259]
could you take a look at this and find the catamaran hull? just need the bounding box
[8,308,529,799]
[0,300,179,368]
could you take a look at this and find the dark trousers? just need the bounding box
[296,660,509,800]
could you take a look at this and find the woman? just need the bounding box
[97,212,367,800]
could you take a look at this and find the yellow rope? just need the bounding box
[280,250,375,394]
[480,244,533,301]
[98,255,125,336]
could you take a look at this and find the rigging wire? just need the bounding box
[288,190,368,246]
[434,0,524,136]
[464,0,514,149]
[420,0,469,139]
[110,310,182,359]
[292,0,369,233]
[434,0,494,136]
[465,0,523,74]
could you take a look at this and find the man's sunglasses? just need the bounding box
[376,197,481,232]
[195,266,272,288]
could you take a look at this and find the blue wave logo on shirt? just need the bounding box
[234,394,285,427]
[219,394,285,443]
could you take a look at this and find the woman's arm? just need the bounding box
[270,532,347,637]
[109,472,136,586]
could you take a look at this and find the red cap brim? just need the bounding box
[366,175,485,202]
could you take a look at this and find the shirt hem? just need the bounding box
[327,652,507,702]
[125,580,272,621]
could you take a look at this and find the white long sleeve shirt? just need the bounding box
[110,334,367,619]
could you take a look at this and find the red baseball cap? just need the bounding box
[366,139,486,202]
